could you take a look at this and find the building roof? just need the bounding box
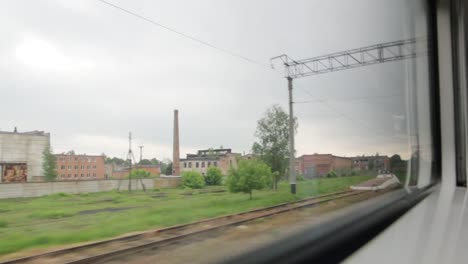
[0,130,49,136]
[297,153,351,160]
[54,154,105,157]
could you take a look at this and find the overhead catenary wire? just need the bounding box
[96,0,272,70]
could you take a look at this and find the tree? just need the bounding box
[138,159,152,165]
[130,169,152,178]
[42,146,57,181]
[181,171,205,189]
[66,150,75,155]
[165,163,173,175]
[226,159,272,199]
[252,105,297,189]
[205,167,223,185]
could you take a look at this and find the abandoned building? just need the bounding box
[351,155,390,171]
[295,154,352,178]
[0,129,50,183]
[55,154,106,180]
[180,148,240,175]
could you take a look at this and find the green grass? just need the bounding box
[0,176,371,256]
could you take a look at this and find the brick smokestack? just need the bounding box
[172,109,180,176]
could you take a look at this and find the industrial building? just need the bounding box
[351,155,390,171]
[295,154,352,178]
[55,154,106,180]
[180,148,240,175]
[0,129,50,183]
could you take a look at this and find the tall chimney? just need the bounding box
[172,109,180,176]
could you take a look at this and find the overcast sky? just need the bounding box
[0,0,430,161]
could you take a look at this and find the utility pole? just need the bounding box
[287,77,296,194]
[127,132,133,192]
[138,145,144,163]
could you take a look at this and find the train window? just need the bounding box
[0,0,439,263]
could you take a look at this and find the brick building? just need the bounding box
[351,155,390,171]
[180,148,240,175]
[296,154,352,178]
[55,154,105,181]
[112,165,161,179]
[0,129,50,183]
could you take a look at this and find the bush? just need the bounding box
[205,167,223,185]
[181,171,205,189]
[0,220,7,228]
[130,169,152,179]
[326,170,338,178]
[296,173,305,181]
[226,159,272,199]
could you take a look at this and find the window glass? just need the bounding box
[0,0,435,263]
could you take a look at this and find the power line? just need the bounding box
[96,0,269,69]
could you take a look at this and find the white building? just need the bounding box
[0,129,50,182]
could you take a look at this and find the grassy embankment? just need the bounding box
[0,175,371,256]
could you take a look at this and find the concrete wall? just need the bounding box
[0,131,50,182]
[154,176,181,188]
[0,179,154,199]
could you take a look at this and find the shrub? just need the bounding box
[326,170,338,178]
[0,220,7,228]
[130,169,152,179]
[205,167,223,185]
[226,159,272,199]
[296,173,305,181]
[181,171,205,189]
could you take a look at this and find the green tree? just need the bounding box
[130,169,152,178]
[138,159,152,165]
[205,167,223,185]
[165,163,173,175]
[42,146,57,181]
[226,159,272,199]
[252,105,297,189]
[181,171,205,189]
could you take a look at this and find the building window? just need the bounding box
[68,165,72,170]
[214,161,218,167]
[93,173,96,177]
[196,162,199,168]
[74,165,78,169]
[61,165,65,170]
[87,173,90,177]
[75,157,78,161]
[81,165,85,169]
[68,174,71,177]
[184,162,187,168]
[189,162,192,168]
[74,174,78,177]
[201,162,205,168]
[81,174,84,177]
[230,160,232,166]
[87,165,90,169]
[208,161,211,166]
[92,158,96,162]
[93,165,96,169]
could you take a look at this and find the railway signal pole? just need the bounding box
[271,37,423,194]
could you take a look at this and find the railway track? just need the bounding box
[1,190,367,264]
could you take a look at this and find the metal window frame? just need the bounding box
[452,0,468,187]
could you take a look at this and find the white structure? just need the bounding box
[350,174,401,191]
[0,129,50,183]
